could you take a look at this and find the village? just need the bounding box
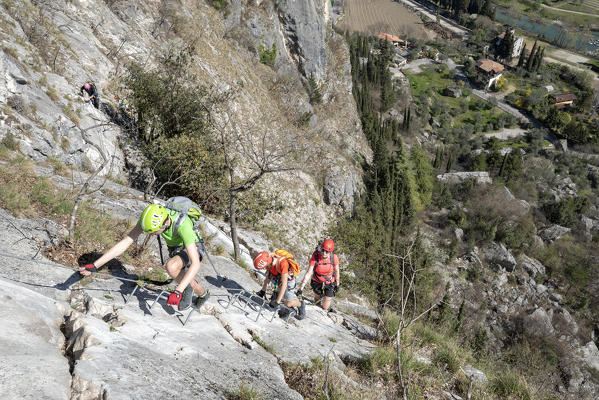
[372,24,590,144]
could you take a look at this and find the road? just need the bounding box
[541,4,599,17]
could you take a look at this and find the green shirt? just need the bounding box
[160,210,200,248]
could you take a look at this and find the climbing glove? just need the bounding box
[296,288,303,297]
[269,299,280,309]
[79,263,97,275]
[256,290,266,299]
[333,285,339,294]
[167,290,182,306]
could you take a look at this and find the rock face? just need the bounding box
[436,171,492,185]
[444,237,599,398]
[0,280,71,400]
[525,308,555,337]
[518,254,545,278]
[0,205,376,399]
[0,0,370,257]
[482,242,516,272]
[539,224,571,242]
[323,166,362,212]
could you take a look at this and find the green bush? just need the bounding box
[209,0,229,11]
[542,196,589,227]
[258,42,276,68]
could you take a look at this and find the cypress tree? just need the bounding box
[534,47,545,71]
[526,41,538,72]
[517,42,527,68]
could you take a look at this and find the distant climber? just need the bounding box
[254,250,306,320]
[79,203,210,311]
[79,81,100,109]
[297,238,340,312]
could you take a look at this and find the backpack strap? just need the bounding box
[275,256,295,280]
[312,251,335,284]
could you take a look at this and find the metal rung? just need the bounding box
[181,307,196,326]
[149,289,169,310]
[123,284,139,305]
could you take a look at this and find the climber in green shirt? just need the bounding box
[79,203,210,311]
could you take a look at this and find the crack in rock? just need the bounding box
[59,310,108,400]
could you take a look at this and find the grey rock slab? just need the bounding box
[579,341,599,372]
[436,171,492,185]
[539,224,571,242]
[0,209,74,302]
[0,279,71,400]
[323,166,361,212]
[525,308,555,337]
[336,299,377,320]
[482,242,516,272]
[462,365,488,383]
[518,254,546,278]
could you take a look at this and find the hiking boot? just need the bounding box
[278,307,290,319]
[296,300,306,320]
[327,307,336,314]
[178,285,194,311]
[194,289,210,308]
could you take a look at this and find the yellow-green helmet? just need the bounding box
[138,203,169,233]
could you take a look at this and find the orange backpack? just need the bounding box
[273,249,301,278]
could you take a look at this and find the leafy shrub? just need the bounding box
[209,0,229,11]
[542,196,589,227]
[258,42,276,68]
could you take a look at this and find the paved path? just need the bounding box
[541,4,599,17]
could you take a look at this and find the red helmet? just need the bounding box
[322,239,335,252]
[253,251,272,270]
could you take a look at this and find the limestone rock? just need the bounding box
[525,308,555,337]
[436,171,492,185]
[462,365,488,383]
[580,341,599,372]
[539,224,571,242]
[518,254,545,278]
[0,280,71,400]
[323,166,361,212]
[482,242,516,272]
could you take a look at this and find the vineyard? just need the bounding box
[336,0,434,40]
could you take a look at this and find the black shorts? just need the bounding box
[168,242,204,267]
[311,280,336,297]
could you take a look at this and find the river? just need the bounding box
[495,8,599,54]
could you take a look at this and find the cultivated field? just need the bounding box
[336,0,435,40]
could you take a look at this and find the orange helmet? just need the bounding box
[322,239,335,252]
[253,251,272,270]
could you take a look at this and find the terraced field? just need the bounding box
[336,0,434,40]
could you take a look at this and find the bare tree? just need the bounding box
[67,122,116,245]
[385,240,439,400]
[206,93,298,260]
